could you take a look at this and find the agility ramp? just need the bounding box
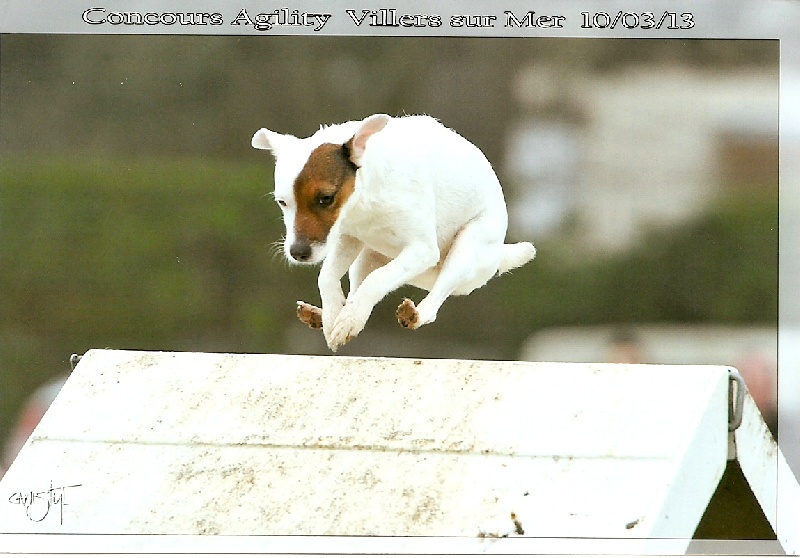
[0,350,796,554]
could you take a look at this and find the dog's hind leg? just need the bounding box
[348,248,389,300]
[396,217,504,330]
[328,241,440,350]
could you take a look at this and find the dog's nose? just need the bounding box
[289,242,312,262]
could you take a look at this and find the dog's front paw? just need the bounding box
[396,298,420,329]
[397,298,439,329]
[296,301,323,329]
[326,302,371,352]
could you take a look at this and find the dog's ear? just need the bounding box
[252,128,293,157]
[348,114,391,167]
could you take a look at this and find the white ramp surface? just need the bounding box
[0,350,730,546]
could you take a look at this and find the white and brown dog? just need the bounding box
[252,114,536,352]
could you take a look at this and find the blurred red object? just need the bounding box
[2,376,67,477]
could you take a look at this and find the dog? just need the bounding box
[252,114,536,352]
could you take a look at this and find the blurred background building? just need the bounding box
[505,65,776,250]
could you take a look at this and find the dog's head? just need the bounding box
[252,114,390,265]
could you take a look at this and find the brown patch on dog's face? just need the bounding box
[291,142,357,252]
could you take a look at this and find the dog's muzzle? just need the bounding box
[289,241,313,263]
[286,236,327,265]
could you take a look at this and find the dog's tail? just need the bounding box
[498,242,537,274]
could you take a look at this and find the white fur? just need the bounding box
[253,114,536,351]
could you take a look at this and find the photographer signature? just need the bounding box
[8,481,82,525]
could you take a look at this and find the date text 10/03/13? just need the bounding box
[581,12,695,30]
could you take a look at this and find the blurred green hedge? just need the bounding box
[0,158,777,448]
[501,193,778,334]
[0,157,319,444]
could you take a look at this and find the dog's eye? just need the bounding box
[317,193,335,207]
